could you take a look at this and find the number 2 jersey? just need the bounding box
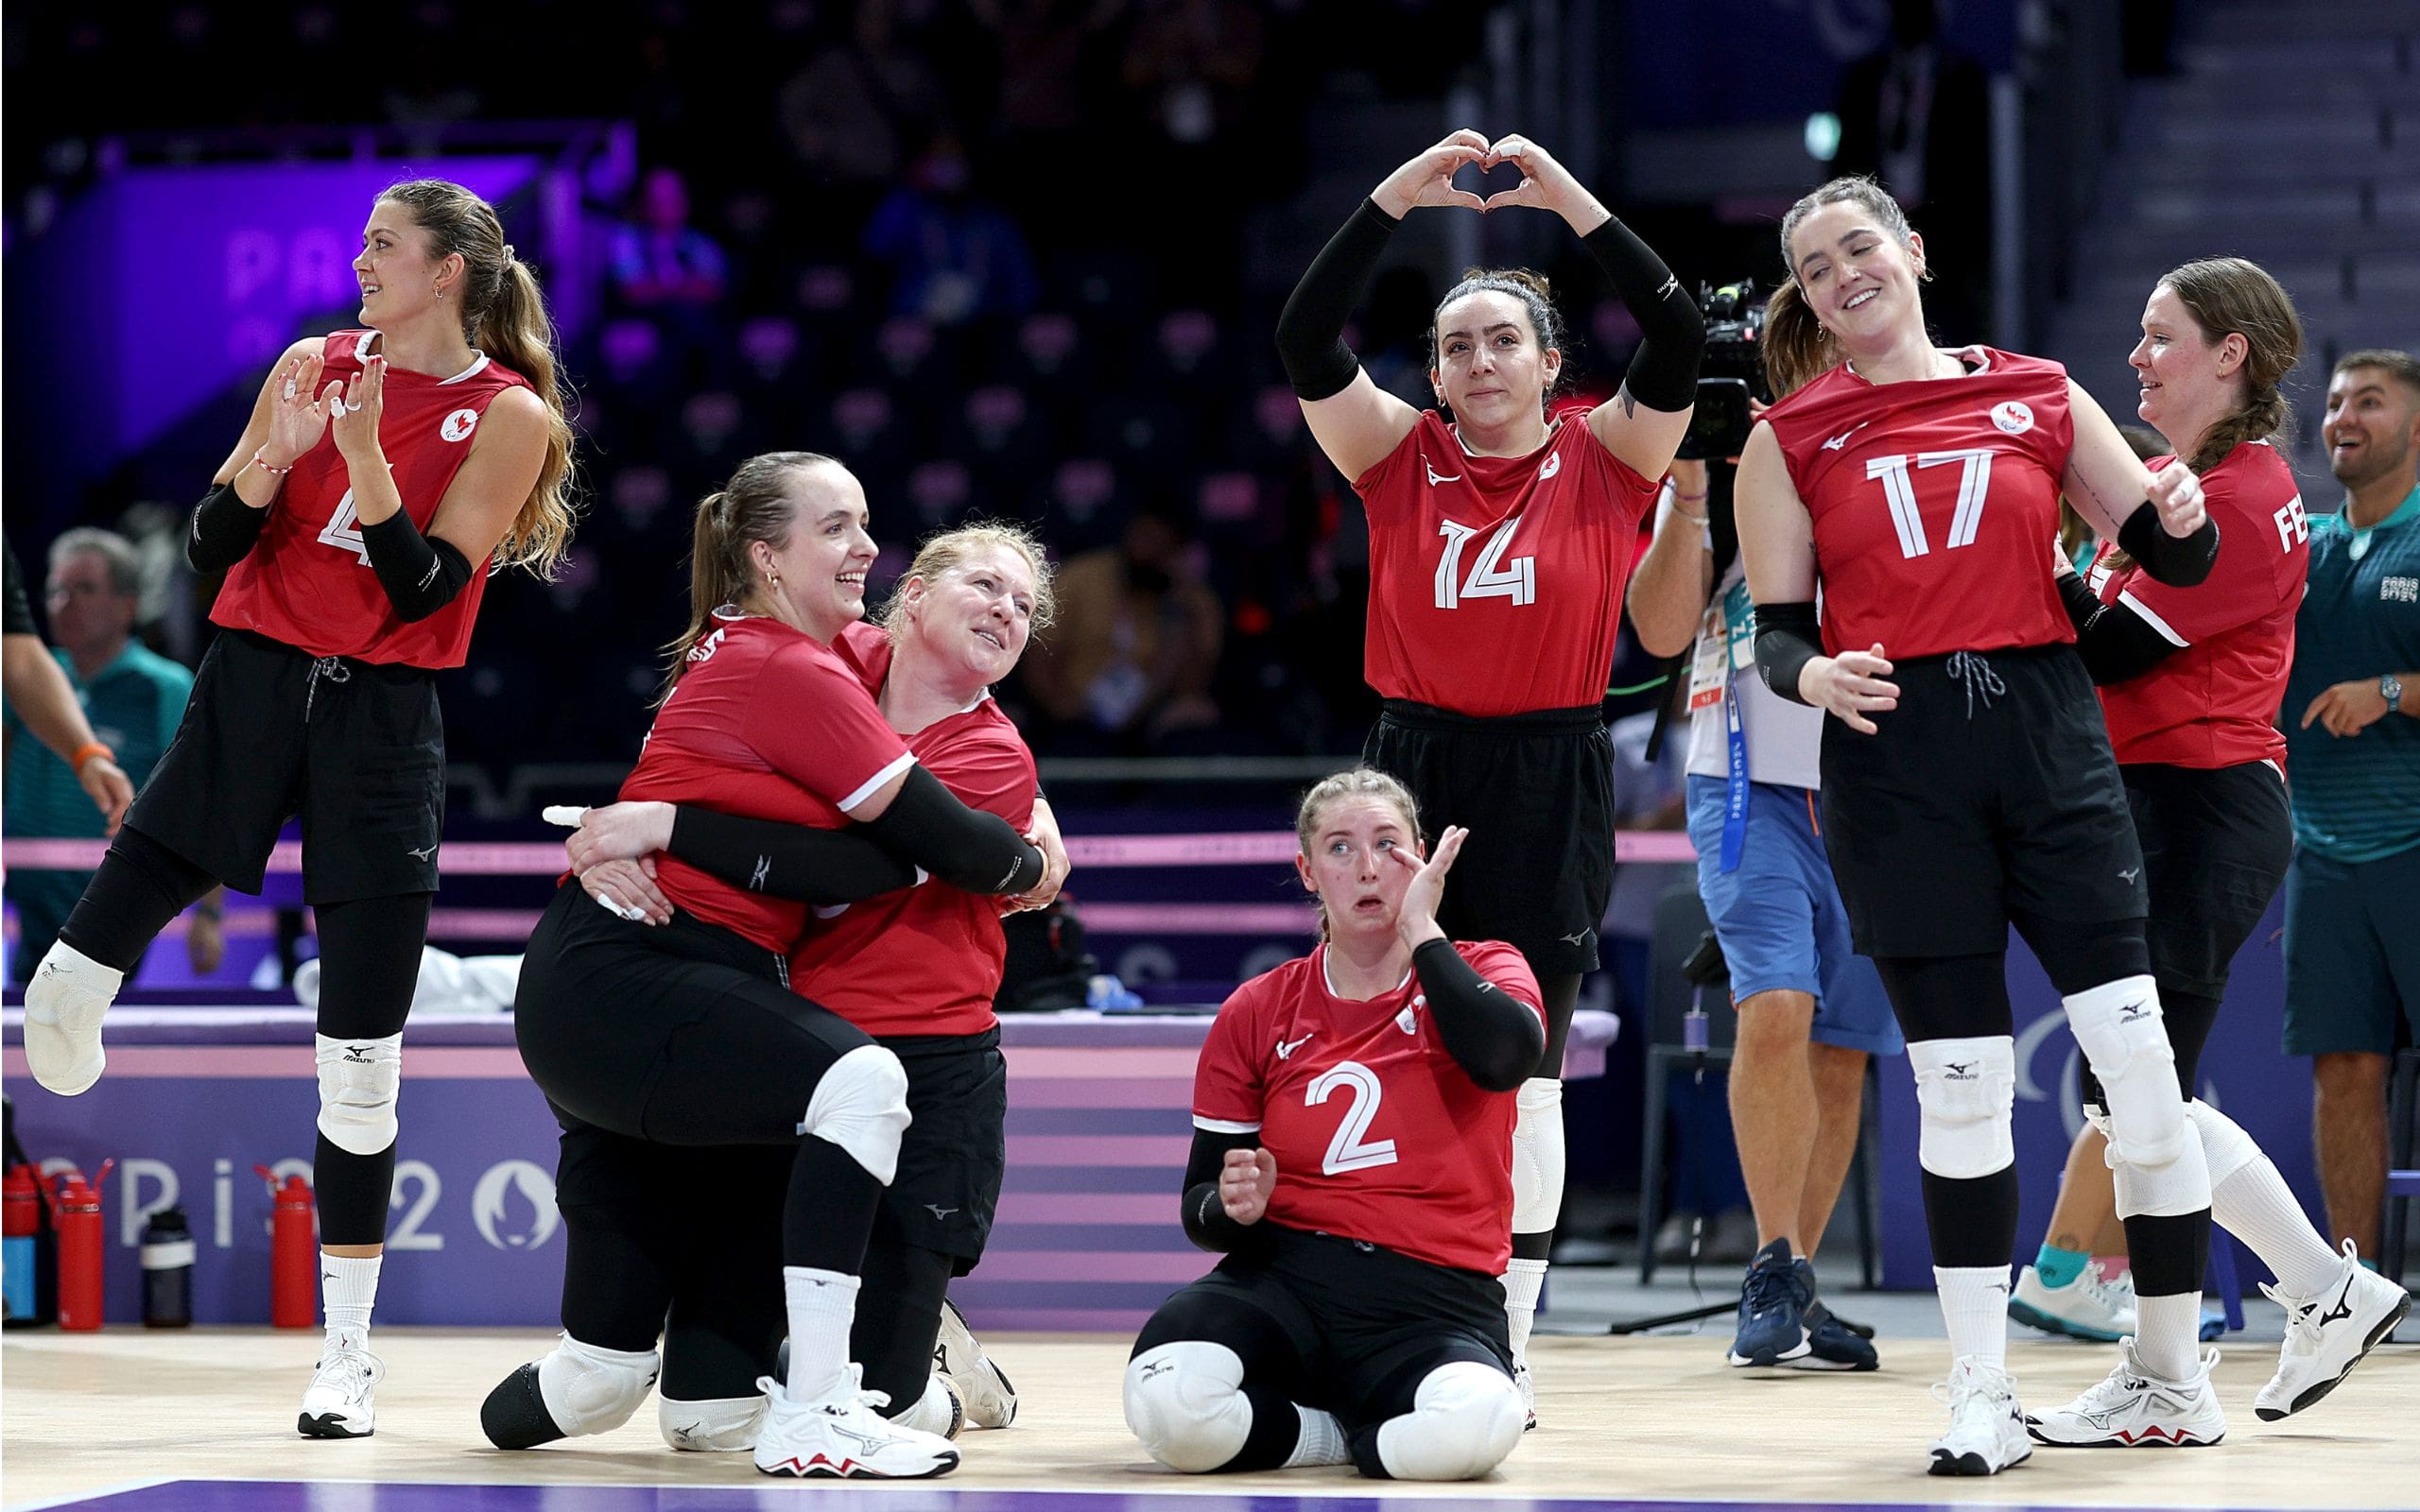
[2088,441,2308,768]
[1355,409,1658,716]
[212,329,531,667]
[1766,348,2076,659]
[1191,940,1543,1275]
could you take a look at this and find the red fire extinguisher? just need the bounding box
[56,1160,113,1332]
[255,1166,316,1329]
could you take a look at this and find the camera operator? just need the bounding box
[1624,286,1902,1371]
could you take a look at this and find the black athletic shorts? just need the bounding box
[1818,644,2146,958]
[514,881,873,1146]
[873,1028,1007,1275]
[2125,760,2292,998]
[1174,1225,1510,1428]
[1364,700,1614,977]
[126,628,443,903]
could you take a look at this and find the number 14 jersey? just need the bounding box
[1767,348,2076,659]
[1356,409,1657,716]
[1192,939,1543,1275]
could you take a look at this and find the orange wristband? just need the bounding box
[71,741,114,774]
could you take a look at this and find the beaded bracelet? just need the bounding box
[251,452,297,476]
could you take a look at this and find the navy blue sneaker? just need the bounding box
[1727,1238,1812,1366]
[1792,1297,1880,1370]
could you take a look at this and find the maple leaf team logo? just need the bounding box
[1989,400,2034,436]
[441,407,480,442]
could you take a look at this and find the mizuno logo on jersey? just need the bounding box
[1822,421,1872,452]
[1275,1033,1314,1060]
[1424,454,1463,487]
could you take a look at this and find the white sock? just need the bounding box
[1501,1258,1547,1360]
[2133,1292,2202,1380]
[1933,1265,2011,1369]
[1283,1405,1349,1467]
[320,1253,381,1350]
[2214,1157,2343,1297]
[783,1266,861,1402]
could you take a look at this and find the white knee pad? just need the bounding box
[2097,1102,2211,1219]
[2064,975,2185,1167]
[660,1393,765,1451]
[1511,1077,1565,1233]
[315,1032,404,1156]
[799,1044,911,1185]
[2186,1100,2261,1190]
[1374,1361,1524,1482]
[889,1372,964,1438]
[1908,1036,2015,1178]
[538,1333,659,1437]
[1124,1341,1251,1473]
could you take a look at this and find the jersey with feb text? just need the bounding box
[1356,408,1657,716]
[1766,348,2076,659]
[2089,441,2308,768]
[1192,939,1543,1275]
[212,330,530,666]
[619,613,914,954]
[788,621,1036,1038]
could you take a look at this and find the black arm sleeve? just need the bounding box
[2,538,31,635]
[667,807,923,906]
[860,765,1046,896]
[1580,216,1704,414]
[1179,1126,1277,1258]
[1273,198,1399,402]
[1414,938,1545,1091]
[2117,503,2221,588]
[359,510,474,622]
[2056,572,2185,686]
[187,483,271,575]
[1754,600,1823,706]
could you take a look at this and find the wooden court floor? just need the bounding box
[4,1329,2413,1509]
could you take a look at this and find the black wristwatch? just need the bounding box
[2382,673,2404,713]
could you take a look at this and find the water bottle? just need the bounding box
[139,1205,195,1329]
[257,1166,317,1329]
[3,1164,38,1324]
[55,1162,112,1332]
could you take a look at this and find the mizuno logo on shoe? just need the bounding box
[2318,1277,2356,1327]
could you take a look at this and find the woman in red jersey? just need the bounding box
[1122,768,1544,1482]
[1734,177,2221,1475]
[503,455,1046,1480]
[2030,259,2409,1437]
[19,179,574,1437]
[1273,129,1703,1404]
[490,523,1054,1457]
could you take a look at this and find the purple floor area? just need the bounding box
[31,1486,2275,1512]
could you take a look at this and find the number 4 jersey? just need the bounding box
[1356,408,1658,716]
[1767,347,2076,659]
[1192,939,1543,1275]
[213,329,532,667]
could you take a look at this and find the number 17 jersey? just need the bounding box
[1192,939,1542,1275]
[1767,348,2076,659]
[1356,409,1657,716]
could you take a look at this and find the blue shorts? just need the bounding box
[2283,842,2420,1057]
[1686,775,1902,1057]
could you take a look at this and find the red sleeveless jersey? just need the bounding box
[1767,348,2076,659]
[619,614,915,954]
[2090,442,2308,768]
[1354,409,1657,715]
[211,330,531,666]
[788,623,1036,1039]
[1192,940,1543,1275]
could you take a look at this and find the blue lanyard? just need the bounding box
[1720,671,1749,874]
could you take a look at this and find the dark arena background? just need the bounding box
[3,0,2413,1508]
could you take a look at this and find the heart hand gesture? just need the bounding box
[1371,129,1491,219]
[1477,135,1599,228]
